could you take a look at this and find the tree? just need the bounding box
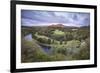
[60,41,63,45]
[48,39,51,44]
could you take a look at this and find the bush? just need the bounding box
[50,53,66,61]
[66,40,81,48]
[73,38,90,60]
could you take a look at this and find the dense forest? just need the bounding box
[21,25,90,63]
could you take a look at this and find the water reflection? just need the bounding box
[24,34,32,41]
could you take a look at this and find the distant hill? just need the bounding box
[22,23,90,29]
[48,24,64,28]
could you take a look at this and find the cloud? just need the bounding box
[21,10,90,26]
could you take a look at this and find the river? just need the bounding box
[24,34,52,55]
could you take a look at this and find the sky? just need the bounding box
[21,10,90,27]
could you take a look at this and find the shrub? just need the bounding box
[50,53,66,61]
[73,38,90,60]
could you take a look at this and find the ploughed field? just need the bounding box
[21,26,90,63]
